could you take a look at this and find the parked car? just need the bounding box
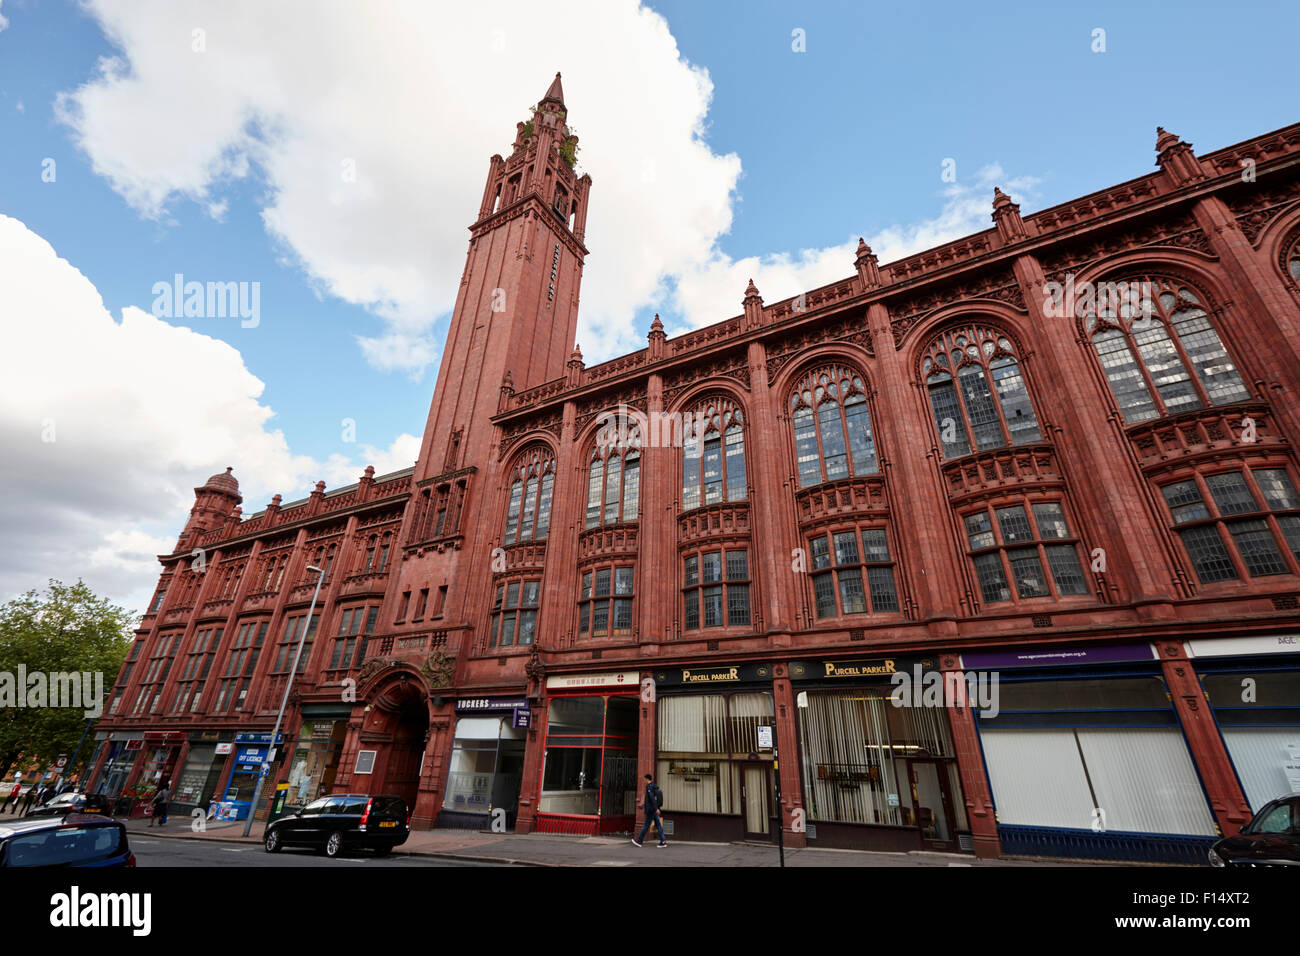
[263,794,409,857]
[25,791,113,820]
[0,814,135,867]
[1209,794,1300,867]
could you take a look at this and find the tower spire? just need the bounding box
[541,72,565,107]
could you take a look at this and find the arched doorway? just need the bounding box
[364,677,430,813]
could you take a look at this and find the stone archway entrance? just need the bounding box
[364,677,430,813]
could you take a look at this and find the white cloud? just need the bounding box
[0,214,419,613]
[56,0,743,373]
[0,2,8,34]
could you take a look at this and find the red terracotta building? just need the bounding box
[89,76,1300,862]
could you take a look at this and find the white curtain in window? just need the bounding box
[1077,729,1217,835]
[981,727,1217,835]
[1219,727,1300,812]
[980,729,1096,828]
[797,691,904,825]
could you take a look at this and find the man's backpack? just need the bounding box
[651,783,664,810]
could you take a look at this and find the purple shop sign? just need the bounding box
[512,707,531,730]
[961,642,1156,670]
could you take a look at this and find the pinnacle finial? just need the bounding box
[542,72,565,107]
[650,313,664,334]
[1156,126,1183,152]
[744,278,761,300]
[855,237,874,259]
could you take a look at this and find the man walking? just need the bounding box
[631,773,667,848]
[150,779,170,827]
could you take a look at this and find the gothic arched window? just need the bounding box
[586,422,641,528]
[922,325,1041,459]
[1287,235,1300,284]
[503,446,556,544]
[790,364,878,488]
[681,397,747,512]
[1082,275,1250,423]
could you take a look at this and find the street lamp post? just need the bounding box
[242,565,325,838]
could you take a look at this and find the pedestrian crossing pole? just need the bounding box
[774,747,784,868]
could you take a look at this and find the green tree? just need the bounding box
[0,580,135,781]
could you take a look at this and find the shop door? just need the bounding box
[740,763,772,840]
[907,759,957,852]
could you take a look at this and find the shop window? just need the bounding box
[539,696,638,817]
[682,548,750,631]
[1082,275,1250,423]
[681,397,747,511]
[578,565,635,638]
[503,446,556,544]
[490,579,540,647]
[586,423,641,527]
[977,674,1218,836]
[1160,465,1300,584]
[789,364,878,487]
[271,612,319,674]
[656,692,774,814]
[443,717,526,817]
[796,687,959,828]
[1200,668,1300,810]
[171,626,222,713]
[962,500,1089,604]
[921,325,1041,459]
[807,527,899,618]
[212,619,269,712]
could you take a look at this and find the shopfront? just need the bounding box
[96,734,142,802]
[440,696,529,829]
[1187,633,1300,812]
[791,656,969,853]
[173,732,232,816]
[964,642,1219,863]
[216,732,284,821]
[286,711,349,811]
[535,672,639,834]
[650,663,776,843]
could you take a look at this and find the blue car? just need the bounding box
[0,813,135,867]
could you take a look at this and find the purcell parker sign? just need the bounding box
[788,658,938,681]
[652,663,772,687]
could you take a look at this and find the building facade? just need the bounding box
[89,75,1300,862]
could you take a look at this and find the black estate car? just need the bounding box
[0,814,135,867]
[263,794,409,857]
[1208,794,1300,867]
[25,791,113,820]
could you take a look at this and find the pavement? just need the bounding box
[119,815,1090,866]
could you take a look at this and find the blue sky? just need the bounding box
[0,0,1296,610]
